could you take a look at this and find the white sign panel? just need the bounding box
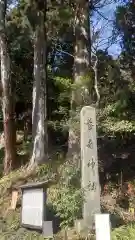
[22,188,44,228]
[95,214,111,240]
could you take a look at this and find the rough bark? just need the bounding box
[68,0,91,161]
[92,53,100,106]
[0,0,16,174]
[30,2,48,166]
[72,0,91,109]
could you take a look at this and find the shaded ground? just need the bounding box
[98,135,135,189]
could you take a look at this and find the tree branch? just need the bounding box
[94,8,114,23]
[55,48,74,58]
[92,53,100,106]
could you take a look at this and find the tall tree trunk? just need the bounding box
[30,2,48,166]
[72,0,91,109]
[68,0,91,161]
[0,0,16,174]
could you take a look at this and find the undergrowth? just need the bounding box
[112,224,135,240]
[0,161,84,239]
[0,161,135,239]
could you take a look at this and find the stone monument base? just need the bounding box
[74,219,95,237]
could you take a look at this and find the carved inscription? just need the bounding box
[87,157,96,169]
[87,139,93,149]
[81,106,100,227]
[88,181,97,191]
[85,118,94,131]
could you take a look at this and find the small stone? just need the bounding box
[43,221,53,238]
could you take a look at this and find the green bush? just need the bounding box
[53,186,83,227]
[49,161,83,227]
[112,224,135,240]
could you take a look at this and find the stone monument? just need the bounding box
[80,106,100,229]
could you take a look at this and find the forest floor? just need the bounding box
[0,133,135,239]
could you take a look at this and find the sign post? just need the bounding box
[20,181,53,238]
[95,214,111,240]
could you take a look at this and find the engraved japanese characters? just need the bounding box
[80,106,100,228]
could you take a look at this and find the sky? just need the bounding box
[9,0,124,58]
[92,1,124,58]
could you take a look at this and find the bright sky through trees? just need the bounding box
[92,1,125,58]
[9,0,124,58]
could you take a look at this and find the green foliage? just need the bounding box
[98,105,135,134]
[53,187,83,227]
[112,224,135,240]
[1,0,135,238]
[54,77,72,89]
[114,1,135,79]
[47,161,83,228]
[54,77,72,108]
